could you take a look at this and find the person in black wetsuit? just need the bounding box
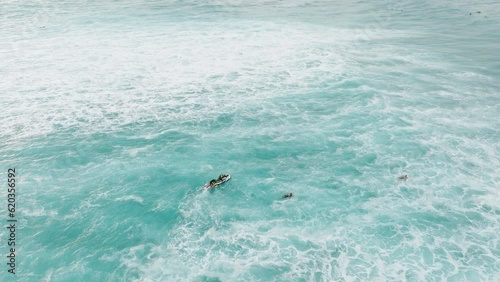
[282,193,293,198]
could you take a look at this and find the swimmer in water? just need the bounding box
[282,193,293,198]
[398,175,408,180]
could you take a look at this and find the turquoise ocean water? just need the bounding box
[1,0,499,281]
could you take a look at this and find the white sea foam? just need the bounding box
[116,195,144,204]
[1,15,417,144]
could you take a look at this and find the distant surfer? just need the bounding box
[282,193,293,199]
[209,175,228,186]
[398,175,408,180]
[205,174,231,189]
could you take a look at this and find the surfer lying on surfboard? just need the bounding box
[205,174,231,189]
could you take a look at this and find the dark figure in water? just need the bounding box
[282,193,293,198]
[398,175,408,180]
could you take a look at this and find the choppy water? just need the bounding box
[1,0,499,281]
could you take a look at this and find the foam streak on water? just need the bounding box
[0,0,499,281]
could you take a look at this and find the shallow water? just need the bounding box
[1,0,499,281]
